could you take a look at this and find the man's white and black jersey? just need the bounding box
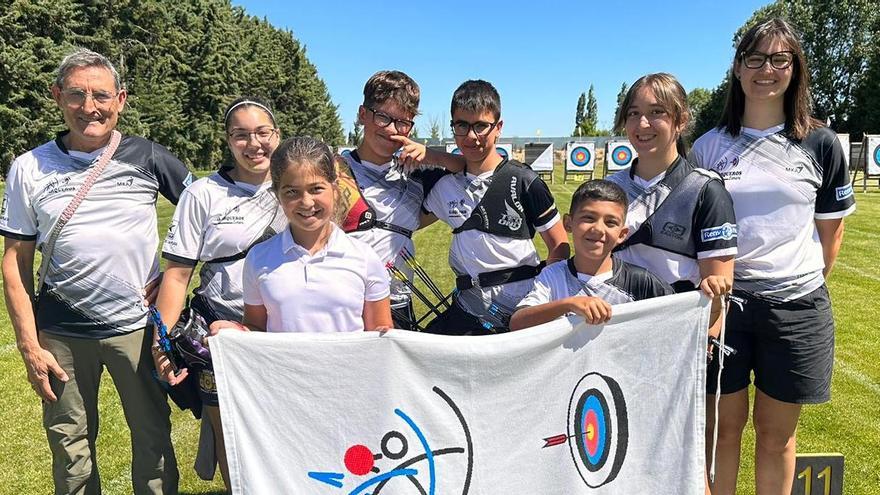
[161,169,287,323]
[341,152,446,300]
[690,125,856,301]
[518,256,674,311]
[423,163,560,324]
[607,156,737,288]
[0,133,194,338]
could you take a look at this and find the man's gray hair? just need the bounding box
[54,48,123,91]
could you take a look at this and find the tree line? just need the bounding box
[0,0,343,175]
[571,0,879,144]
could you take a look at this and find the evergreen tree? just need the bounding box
[573,92,585,136]
[616,82,629,108]
[0,0,343,175]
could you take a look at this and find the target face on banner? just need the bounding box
[446,144,510,159]
[874,145,880,167]
[571,147,591,167]
[567,373,628,487]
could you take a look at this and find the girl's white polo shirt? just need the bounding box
[242,225,390,333]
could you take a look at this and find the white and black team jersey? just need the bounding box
[0,133,194,338]
[423,163,560,326]
[691,125,856,301]
[607,156,738,288]
[161,169,287,323]
[518,256,674,311]
[341,152,446,300]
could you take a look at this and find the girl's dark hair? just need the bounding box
[614,72,691,156]
[269,137,337,192]
[718,17,821,140]
[223,96,276,132]
[569,180,629,216]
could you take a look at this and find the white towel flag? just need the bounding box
[213,291,710,494]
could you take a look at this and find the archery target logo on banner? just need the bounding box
[605,141,636,171]
[869,135,880,176]
[566,142,595,171]
[446,143,511,160]
[540,372,628,488]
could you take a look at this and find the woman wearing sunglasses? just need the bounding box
[690,18,855,495]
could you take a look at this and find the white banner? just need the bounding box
[867,134,880,176]
[566,142,596,171]
[213,292,710,494]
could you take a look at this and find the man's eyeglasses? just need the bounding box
[60,89,118,108]
[450,120,498,137]
[366,107,414,134]
[228,127,278,144]
[740,50,795,70]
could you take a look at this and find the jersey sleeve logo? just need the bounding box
[660,222,687,240]
[835,184,854,201]
[700,223,737,242]
[498,200,523,231]
[183,173,194,188]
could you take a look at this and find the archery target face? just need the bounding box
[605,141,636,171]
[445,143,511,159]
[870,135,880,175]
[567,373,628,487]
[566,142,595,171]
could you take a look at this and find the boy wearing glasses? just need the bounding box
[339,70,461,330]
[422,80,570,335]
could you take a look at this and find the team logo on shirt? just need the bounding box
[44,176,75,195]
[713,156,739,171]
[213,205,246,225]
[660,222,687,240]
[183,173,195,188]
[498,201,523,231]
[835,184,854,201]
[447,199,467,218]
[116,177,135,188]
[700,223,737,242]
[166,220,178,241]
[712,156,742,180]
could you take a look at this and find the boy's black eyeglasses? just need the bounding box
[740,50,795,70]
[366,107,414,133]
[450,120,498,137]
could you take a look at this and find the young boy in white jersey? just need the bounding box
[337,70,462,330]
[422,80,570,334]
[510,180,674,330]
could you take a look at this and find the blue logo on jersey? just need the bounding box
[835,184,854,201]
[182,173,194,188]
[700,223,737,242]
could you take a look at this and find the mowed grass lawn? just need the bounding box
[1,167,878,494]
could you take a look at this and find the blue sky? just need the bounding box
[234,0,771,138]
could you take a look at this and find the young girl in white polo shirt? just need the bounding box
[214,136,392,334]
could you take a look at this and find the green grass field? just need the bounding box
[1,168,878,494]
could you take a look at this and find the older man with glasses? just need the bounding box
[1,47,193,494]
